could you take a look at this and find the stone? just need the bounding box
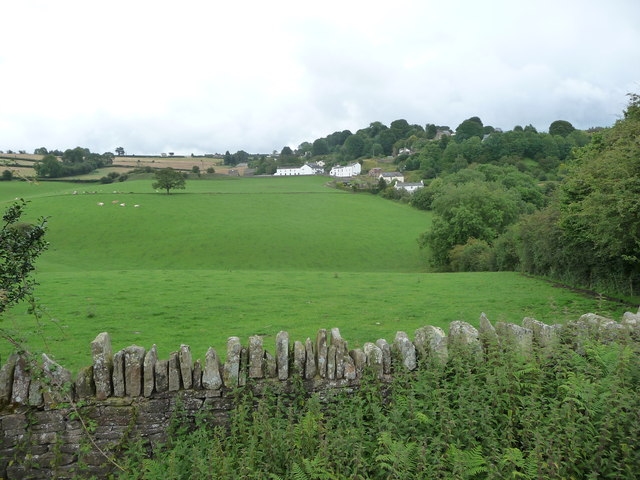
[223,337,241,388]
[327,345,336,380]
[478,313,499,347]
[363,342,383,378]
[112,350,125,397]
[155,359,169,392]
[393,331,417,371]
[376,339,392,374]
[276,331,289,380]
[330,328,347,379]
[11,355,30,405]
[264,351,277,378]
[448,321,481,355]
[75,366,95,399]
[168,352,181,391]
[304,338,316,379]
[248,336,264,379]
[316,329,328,378]
[495,322,533,354]
[621,311,640,330]
[343,354,357,380]
[239,347,248,386]
[42,353,73,403]
[414,326,448,363]
[293,340,306,376]
[28,378,44,406]
[349,349,366,377]
[91,332,113,401]
[202,347,223,390]
[522,317,560,348]
[0,353,18,404]
[178,345,193,390]
[143,345,158,397]
[193,360,203,390]
[124,345,146,397]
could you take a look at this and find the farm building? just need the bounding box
[273,163,324,176]
[329,162,362,177]
[379,172,405,183]
[395,181,424,193]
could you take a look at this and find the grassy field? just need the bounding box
[0,176,632,371]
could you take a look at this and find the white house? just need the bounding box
[379,172,405,183]
[330,162,362,177]
[395,181,424,193]
[274,163,324,176]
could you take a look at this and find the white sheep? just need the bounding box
[97,202,104,206]
[120,203,126,207]
[134,204,140,208]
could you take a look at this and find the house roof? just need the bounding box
[381,172,403,177]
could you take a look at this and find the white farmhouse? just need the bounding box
[379,172,405,183]
[395,181,424,193]
[274,163,324,176]
[329,162,362,177]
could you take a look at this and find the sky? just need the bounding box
[1,0,639,155]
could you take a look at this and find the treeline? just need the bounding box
[34,147,114,178]
[417,95,640,297]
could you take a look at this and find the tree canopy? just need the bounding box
[152,168,186,194]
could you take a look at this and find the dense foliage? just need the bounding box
[152,168,187,194]
[114,337,640,479]
[34,147,114,178]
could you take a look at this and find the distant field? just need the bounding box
[0,177,631,372]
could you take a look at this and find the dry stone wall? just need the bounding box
[1,310,639,479]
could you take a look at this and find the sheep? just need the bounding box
[97,202,104,206]
[134,204,140,208]
[120,203,126,207]
[111,200,119,204]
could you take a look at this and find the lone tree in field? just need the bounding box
[152,167,186,194]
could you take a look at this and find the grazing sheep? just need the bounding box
[134,204,140,208]
[111,200,119,204]
[97,202,104,206]
[120,203,126,207]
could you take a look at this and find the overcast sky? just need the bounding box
[1,0,639,155]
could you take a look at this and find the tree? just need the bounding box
[115,147,125,156]
[343,134,365,159]
[0,200,48,315]
[312,138,329,156]
[152,168,186,194]
[549,120,575,137]
[192,165,200,175]
[34,154,64,178]
[455,117,484,142]
[1,170,13,181]
[33,147,48,155]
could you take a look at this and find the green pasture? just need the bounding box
[0,177,632,372]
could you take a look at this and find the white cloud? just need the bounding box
[1,0,639,154]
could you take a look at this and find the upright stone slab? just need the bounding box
[239,347,248,386]
[42,353,72,403]
[0,353,18,404]
[193,359,203,390]
[327,345,337,380]
[264,351,277,378]
[478,313,499,348]
[414,326,448,362]
[202,347,223,390]
[276,331,289,380]
[304,338,317,379]
[28,378,43,406]
[75,366,95,399]
[376,339,392,374]
[350,349,366,378]
[91,332,113,401]
[293,340,306,376]
[143,345,158,397]
[11,355,30,405]
[223,337,241,388]
[522,317,560,348]
[495,322,533,354]
[112,349,126,397]
[178,345,193,390]
[155,359,169,393]
[168,352,181,391]
[124,345,146,397]
[248,336,264,379]
[393,332,417,371]
[363,342,383,378]
[316,329,328,378]
[330,328,347,379]
[448,321,481,357]
[343,353,357,380]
